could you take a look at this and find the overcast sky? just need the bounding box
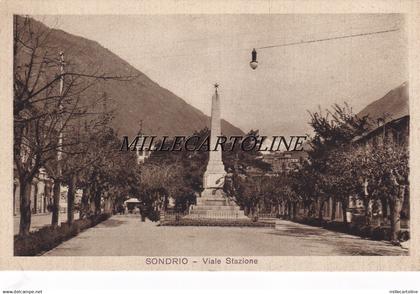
[35,14,407,136]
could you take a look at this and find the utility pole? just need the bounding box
[139,119,143,135]
[52,51,65,227]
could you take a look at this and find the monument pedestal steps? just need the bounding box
[185,189,248,220]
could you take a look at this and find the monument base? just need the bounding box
[185,188,248,220]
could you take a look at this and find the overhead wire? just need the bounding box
[143,27,400,59]
[257,28,400,50]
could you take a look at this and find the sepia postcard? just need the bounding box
[0,0,419,271]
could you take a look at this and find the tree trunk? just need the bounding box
[304,202,310,218]
[309,202,316,218]
[284,202,288,219]
[390,185,405,242]
[287,202,292,220]
[363,198,371,226]
[318,200,324,224]
[51,179,61,227]
[44,182,51,213]
[288,202,291,219]
[251,205,257,220]
[67,174,76,225]
[256,203,260,218]
[104,197,112,214]
[18,180,32,236]
[33,183,38,214]
[244,206,249,216]
[13,182,17,216]
[342,200,348,226]
[94,188,102,215]
[331,197,336,221]
[381,197,388,220]
[80,187,90,219]
[275,203,280,217]
[292,202,297,220]
[164,195,168,211]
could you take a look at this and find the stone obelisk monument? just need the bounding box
[202,83,226,196]
[187,84,247,220]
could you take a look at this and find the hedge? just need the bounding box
[14,213,111,256]
[290,216,409,243]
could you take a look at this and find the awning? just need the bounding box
[124,198,140,204]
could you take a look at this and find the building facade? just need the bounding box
[306,114,409,225]
[262,150,307,174]
[13,168,54,216]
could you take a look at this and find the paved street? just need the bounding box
[14,212,80,234]
[43,214,407,256]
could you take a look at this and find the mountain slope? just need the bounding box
[357,82,408,124]
[27,17,244,138]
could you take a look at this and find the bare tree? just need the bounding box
[13,16,133,236]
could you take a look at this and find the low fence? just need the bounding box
[161,211,244,220]
[159,211,275,227]
[160,211,280,221]
[257,213,279,219]
[160,211,187,222]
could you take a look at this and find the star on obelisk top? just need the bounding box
[214,83,219,93]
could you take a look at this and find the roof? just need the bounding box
[124,198,140,203]
[352,81,408,143]
[352,115,409,143]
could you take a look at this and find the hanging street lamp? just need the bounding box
[249,48,258,70]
